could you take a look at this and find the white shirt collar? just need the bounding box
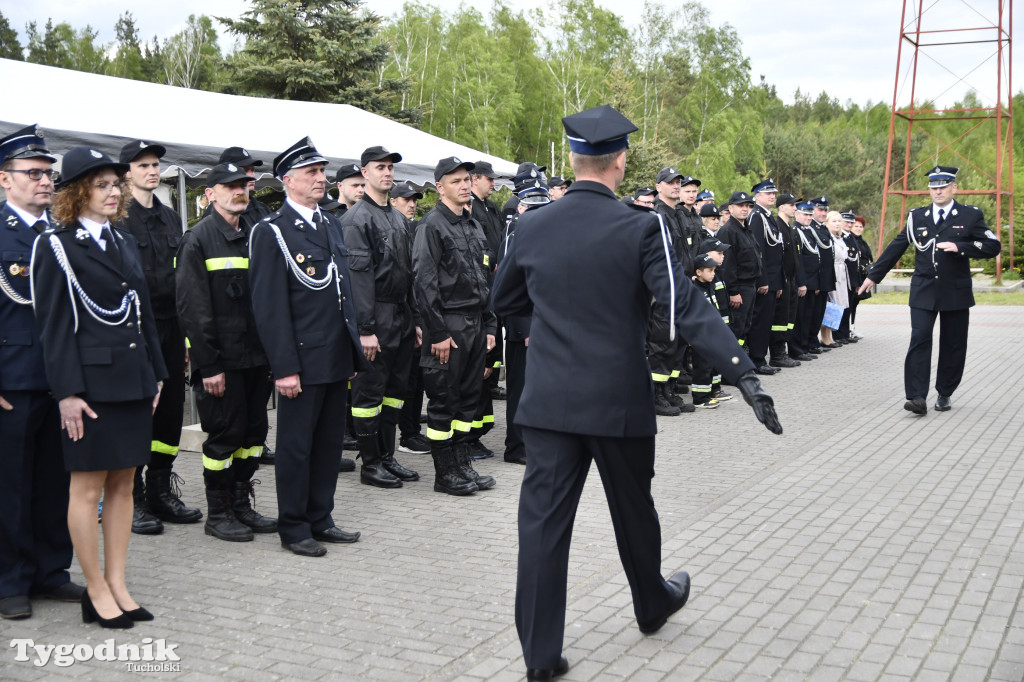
[931,201,953,215]
[79,216,112,248]
[5,202,49,229]
[286,197,322,229]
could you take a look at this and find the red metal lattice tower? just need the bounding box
[879,0,1014,282]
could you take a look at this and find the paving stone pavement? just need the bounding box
[2,304,1022,681]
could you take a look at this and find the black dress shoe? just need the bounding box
[904,397,928,415]
[282,538,327,557]
[43,581,86,602]
[339,457,356,473]
[807,347,822,355]
[258,443,275,464]
[504,452,527,465]
[526,655,569,681]
[638,570,691,634]
[313,526,361,544]
[755,365,778,376]
[490,385,508,400]
[794,353,815,361]
[770,356,800,368]
[0,595,31,619]
[343,434,359,451]
[81,592,133,629]
[935,395,952,411]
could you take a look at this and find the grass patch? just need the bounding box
[862,290,1024,306]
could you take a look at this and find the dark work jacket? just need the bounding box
[175,209,267,379]
[340,195,415,344]
[854,234,874,280]
[748,204,783,290]
[498,212,531,341]
[868,200,1001,311]
[811,220,836,291]
[676,204,704,258]
[31,222,167,401]
[841,231,863,291]
[113,195,181,320]
[654,198,693,277]
[775,216,801,282]
[716,216,763,294]
[412,201,497,345]
[249,202,366,383]
[492,180,755,439]
[471,194,504,262]
[0,204,50,391]
[793,221,822,290]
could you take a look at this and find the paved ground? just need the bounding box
[3,304,1022,681]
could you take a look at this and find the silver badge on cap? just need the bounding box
[228,164,237,172]
[139,142,148,148]
[90,150,102,159]
[453,157,461,164]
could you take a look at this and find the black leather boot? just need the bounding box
[131,469,163,535]
[358,434,402,488]
[146,468,203,523]
[653,384,680,416]
[453,441,496,490]
[664,381,685,408]
[431,442,477,496]
[379,426,419,482]
[231,479,278,533]
[204,488,254,542]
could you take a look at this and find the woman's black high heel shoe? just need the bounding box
[81,592,134,629]
[120,606,154,622]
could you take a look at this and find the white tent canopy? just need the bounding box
[0,59,518,189]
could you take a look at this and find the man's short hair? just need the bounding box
[570,150,622,176]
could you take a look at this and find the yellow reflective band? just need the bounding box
[482,414,495,424]
[173,257,177,268]
[771,325,788,332]
[723,316,730,324]
[151,441,179,456]
[382,396,404,409]
[738,339,745,346]
[233,445,262,460]
[670,370,680,378]
[205,257,249,271]
[351,404,382,418]
[347,381,352,389]
[651,373,670,382]
[492,361,501,368]
[471,419,483,428]
[692,384,713,393]
[426,427,452,441]
[203,455,231,471]
[715,281,725,289]
[483,254,490,266]
[451,420,472,432]
[787,323,795,330]
[185,337,191,349]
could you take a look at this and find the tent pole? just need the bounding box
[176,169,187,233]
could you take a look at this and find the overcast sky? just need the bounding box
[5,0,1018,108]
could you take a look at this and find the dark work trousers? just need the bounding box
[728,283,757,346]
[647,308,675,383]
[516,426,673,670]
[836,306,852,340]
[690,352,716,405]
[147,317,185,469]
[769,281,793,360]
[905,307,970,400]
[503,339,527,459]
[747,289,777,366]
[350,332,414,437]
[483,324,503,396]
[471,379,495,440]
[399,364,425,439]
[421,312,486,443]
[0,391,73,597]
[275,379,347,544]
[803,290,828,349]
[196,366,273,485]
[789,293,813,357]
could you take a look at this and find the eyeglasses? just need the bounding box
[92,181,122,193]
[5,168,55,181]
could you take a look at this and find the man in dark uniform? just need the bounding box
[745,179,784,375]
[341,145,420,488]
[859,166,1000,414]
[249,137,367,557]
[633,186,655,208]
[498,175,552,466]
[492,104,783,680]
[809,196,836,353]
[391,181,423,223]
[716,191,762,348]
[695,189,715,213]
[115,140,202,534]
[676,175,703,256]
[770,193,807,366]
[789,200,823,360]
[502,162,545,223]
[834,210,862,344]
[547,176,570,201]
[334,163,365,218]
[176,163,279,542]
[0,125,83,619]
[470,160,506,413]
[412,157,498,496]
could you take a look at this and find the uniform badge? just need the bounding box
[922,230,928,237]
[6,214,18,227]
[951,208,958,216]
[306,266,316,276]
[9,264,20,276]
[75,227,90,240]
[952,225,964,230]
[296,253,305,263]
[483,254,490,266]
[974,241,982,249]
[89,149,102,158]
[985,230,997,239]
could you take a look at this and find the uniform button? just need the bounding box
[342,296,346,301]
[299,342,304,348]
[126,322,134,329]
[129,343,137,349]
[732,356,739,365]
[121,282,128,290]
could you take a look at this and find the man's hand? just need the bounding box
[729,294,743,310]
[857,278,875,296]
[361,334,381,362]
[524,337,529,348]
[152,384,162,414]
[936,241,959,253]
[277,373,302,399]
[797,286,807,298]
[486,334,495,352]
[432,337,457,364]
[203,372,226,398]
[414,325,423,349]
[775,289,783,299]
[0,394,12,411]
[60,396,98,442]
[735,371,783,435]
[483,367,493,379]
[757,285,769,295]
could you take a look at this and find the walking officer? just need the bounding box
[176,163,278,542]
[0,125,83,619]
[114,140,202,534]
[340,145,420,488]
[249,137,367,557]
[492,104,783,680]
[858,166,1000,414]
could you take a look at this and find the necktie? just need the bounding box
[31,220,47,235]
[102,227,123,269]
[935,208,944,225]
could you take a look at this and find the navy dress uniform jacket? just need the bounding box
[868,201,1001,311]
[31,223,168,402]
[0,205,48,391]
[492,180,756,439]
[248,202,366,383]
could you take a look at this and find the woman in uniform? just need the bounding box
[32,147,167,629]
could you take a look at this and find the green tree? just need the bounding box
[0,10,22,60]
[25,19,107,73]
[221,0,419,123]
[162,15,222,89]
[107,12,144,79]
